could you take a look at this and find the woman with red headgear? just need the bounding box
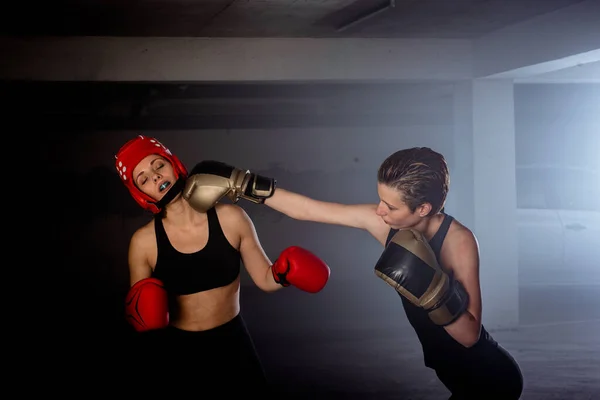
[114,135,330,393]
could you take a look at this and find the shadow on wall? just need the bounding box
[64,165,145,219]
[48,165,152,342]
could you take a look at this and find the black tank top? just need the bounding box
[152,207,241,295]
[386,213,497,369]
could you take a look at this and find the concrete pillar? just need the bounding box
[449,80,475,230]
[450,80,518,329]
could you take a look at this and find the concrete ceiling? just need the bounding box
[2,0,586,39]
[516,60,600,83]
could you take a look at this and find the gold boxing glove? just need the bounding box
[374,229,469,326]
[182,173,236,213]
[193,161,274,201]
[183,160,276,212]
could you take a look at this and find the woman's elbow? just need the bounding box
[254,272,281,293]
[448,314,481,348]
[258,283,280,293]
[460,324,482,348]
[460,333,480,348]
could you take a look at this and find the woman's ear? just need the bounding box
[418,203,432,217]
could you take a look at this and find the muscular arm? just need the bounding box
[264,188,390,246]
[233,205,284,293]
[128,227,154,286]
[125,225,169,332]
[442,229,483,347]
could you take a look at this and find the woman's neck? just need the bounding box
[413,213,445,241]
[162,195,205,226]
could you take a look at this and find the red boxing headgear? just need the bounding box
[115,135,188,213]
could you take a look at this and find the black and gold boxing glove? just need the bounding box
[185,160,275,208]
[374,229,469,326]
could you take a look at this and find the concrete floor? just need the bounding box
[247,284,600,399]
[44,281,598,399]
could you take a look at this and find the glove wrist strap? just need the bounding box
[427,280,469,326]
[272,260,291,287]
[242,174,276,203]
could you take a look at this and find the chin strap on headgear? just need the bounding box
[115,135,188,214]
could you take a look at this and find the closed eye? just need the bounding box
[381,199,396,210]
[138,162,165,186]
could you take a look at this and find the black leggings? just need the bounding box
[130,314,268,394]
[434,343,523,400]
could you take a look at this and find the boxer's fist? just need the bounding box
[125,277,169,332]
[272,246,330,293]
[374,229,469,326]
[188,160,276,206]
[183,173,236,213]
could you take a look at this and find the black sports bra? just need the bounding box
[152,207,240,295]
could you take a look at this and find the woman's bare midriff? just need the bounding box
[168,276,241,331]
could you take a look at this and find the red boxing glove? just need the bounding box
[272,246,330,293]
[125,277,169,332]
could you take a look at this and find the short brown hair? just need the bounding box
[377,147,449,216]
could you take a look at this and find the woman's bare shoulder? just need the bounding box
[448,218,477,243]
[214,203,249,221]
[443,218,480,266]
[130,218,156,246]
